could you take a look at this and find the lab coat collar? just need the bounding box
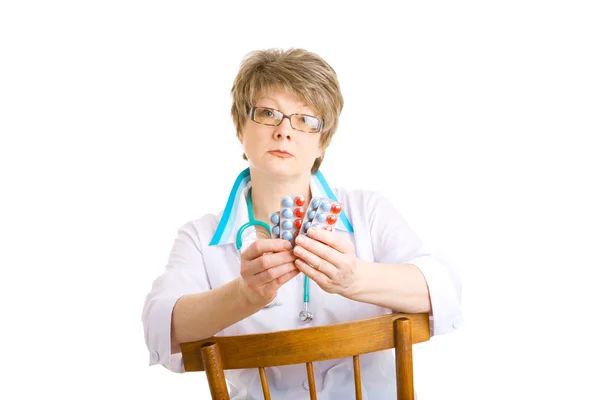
[209,168,354,246]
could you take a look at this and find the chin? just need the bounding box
[252,160,304,178]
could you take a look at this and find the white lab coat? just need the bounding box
[142,169,462,399]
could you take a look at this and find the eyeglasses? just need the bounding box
[249,106,323,134]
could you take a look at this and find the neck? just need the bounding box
[249,168,313,224]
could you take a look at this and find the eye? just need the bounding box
[260,108,274,118]
[298,115,318,127]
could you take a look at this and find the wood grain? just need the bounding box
[200,343,230,400]
[258,367,271,400]
[394,318,414,400]
[305,362,317,400]
[353,355,362,400]
[181,313,430,372]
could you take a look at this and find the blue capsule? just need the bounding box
[270,213,280,224]
[282,231,293,241]
[282,197,294,207]
[311,198,321,209]
[304,221,312,230]
[320,201,331,212]
[316,212,327,222]
[282,220,293,230]
[282,208,293,219]
[272,226,280,236]
[308,210,316,220]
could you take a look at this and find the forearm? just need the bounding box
[346,260,432,313]
[170,277,263,354]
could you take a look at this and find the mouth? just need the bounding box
[268,150,293,158]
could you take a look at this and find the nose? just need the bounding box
[273,116,293,140]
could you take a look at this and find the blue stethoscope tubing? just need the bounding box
[236,188,312,323]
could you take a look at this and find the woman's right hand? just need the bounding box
[238,239,300,307]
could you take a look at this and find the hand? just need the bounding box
[239,239,300,307]
[293,228,360,297]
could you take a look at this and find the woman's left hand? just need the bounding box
[293,228,361,297]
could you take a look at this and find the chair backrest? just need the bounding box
[180,312,430,400]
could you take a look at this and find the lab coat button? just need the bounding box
[302,380,309,390]
[151,350,160,362]
[452,318,462,329]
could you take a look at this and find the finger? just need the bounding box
[248,262,298,286]
[261,268,301,295]
[293,245,337,279]
[294,258,330,287]
[242,239,292,261]
[294,234,344,269]
[274,268,301,286]
[306,227,352,253]
[244,250,297,276]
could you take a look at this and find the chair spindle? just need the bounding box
[305,362,317,399]
[353,355,362,400]
[394,318,414,400]
[200,343,230,400]
[258,367,271,400]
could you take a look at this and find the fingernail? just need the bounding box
[283,241,292,249]
[295,235,304,244]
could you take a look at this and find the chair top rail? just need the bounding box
[181,312,430,372]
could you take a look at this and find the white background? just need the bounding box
[1,1,599,399]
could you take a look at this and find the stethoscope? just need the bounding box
[236,188,313,323]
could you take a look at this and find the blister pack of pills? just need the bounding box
[279,195,306,245]
[306,198,342,232]
[297,197,324,236]
[281,196,344,241]
[272,195,343,246]
[269,212,281,239]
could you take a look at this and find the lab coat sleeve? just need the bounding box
[366,191,463,336]
[141,219,212,373]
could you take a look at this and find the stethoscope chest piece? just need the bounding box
[299,302,313,323]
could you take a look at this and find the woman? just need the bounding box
[142,48,462,399]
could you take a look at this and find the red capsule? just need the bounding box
[326,215,337,225]
[295,196,306,206]
[294,219,303,229]
[295,207,305,218]
[331,203,342,214]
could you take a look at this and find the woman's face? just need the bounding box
[240,89,323,178]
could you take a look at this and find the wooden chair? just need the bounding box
[180,312,430,400]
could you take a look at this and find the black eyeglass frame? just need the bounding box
[249,106,324,134]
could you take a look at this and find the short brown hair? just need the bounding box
[231,48,344,174]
